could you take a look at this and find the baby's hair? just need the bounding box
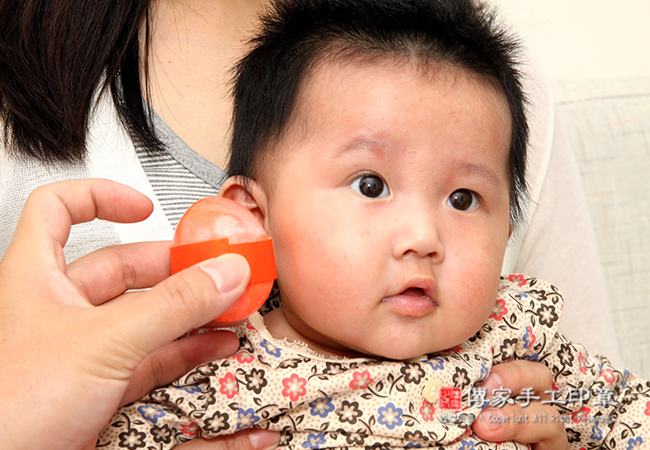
[229,0,529,226]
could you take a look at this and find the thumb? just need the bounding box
[175,429,280,450]
[108,253,251,364]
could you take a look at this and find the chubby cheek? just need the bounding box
[267,201,338,296]
[443,237,505,341]
[450,271,501,342]
[447,218,508,279]
[268,202,381,322]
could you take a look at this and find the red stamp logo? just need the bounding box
[439,387,462,410]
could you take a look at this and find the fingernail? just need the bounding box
[248,428,280,450]
[479,409,506,432]
[200,254,249,293]
[481,372,503,395]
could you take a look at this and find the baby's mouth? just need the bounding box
[382,287,436,317]
[401,287,427,297]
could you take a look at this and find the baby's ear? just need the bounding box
[219,176,267,224]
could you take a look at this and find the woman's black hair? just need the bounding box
[0,0,163,164]
[229,0,529,226]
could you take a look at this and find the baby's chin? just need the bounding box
[379,351,435,361]
[309,341,428,361]
[358,344,444,361]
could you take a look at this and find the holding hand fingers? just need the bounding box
[473,360,570,450]
[0,179,257,450]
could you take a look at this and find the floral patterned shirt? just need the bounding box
[97,276,650,449]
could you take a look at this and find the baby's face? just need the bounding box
[255,58,513,360]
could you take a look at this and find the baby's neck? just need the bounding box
[263,308,366,359]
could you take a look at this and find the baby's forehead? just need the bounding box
[296,54,506,114]
[282,55,509,137]
[255,55,512,176]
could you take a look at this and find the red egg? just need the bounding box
[171,196,276,323]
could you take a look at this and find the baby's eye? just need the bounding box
[447,189,479,211]
[350,174,389,198]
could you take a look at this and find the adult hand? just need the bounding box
[472,360,570,450]
[0,179,278,450]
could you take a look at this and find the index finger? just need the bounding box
[67,241,173,305]
[6,179,154,268]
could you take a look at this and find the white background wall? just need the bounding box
[490,0,650,80]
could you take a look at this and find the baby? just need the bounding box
[98,0,650,449]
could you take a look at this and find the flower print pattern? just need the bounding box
[579,352,588,374]
[426,357,445,371]
[237,408,260,430]
[218,372,238,399]
[148,390,170,404]
[458,440,475,450]
[195,363,216,377]
[204,411,230,434]
[118,428,146,450]
[377,402,403,430]
[203,385,219,407]
[279,358,302,369]
[151,424,172,444]
[336,400,362,424]
[137,404,166,424]
[235,350,255,364]
[572,407,591,424]
[590,422,604,441]
[601,368,616,385]
[419,399,435,422]
[301,433,326,449]
[340,428,367,446]
[367,443,392,449]
[98,276,650,450]
[627,437,644,449]
[350,370,374,389]
[557,343,575,367]
[309,397,334,418]
[508,274,527,287]
[323,362,346,376]
[405,430,427,445]
[522,353,540,362]
[452,367,471,390]
[180,422,200,436]
[174,384,202,395]
[244,367,267,394]
[499,338,518,359]
[282,373,307,402]
[261,339,282,358]
[479,364,489,382]
[622,369,632,388]
[536,303,558,328]
[522,325,536,349]
[489,298,508,321]
[566,428,581,443]
[401,362,425,384]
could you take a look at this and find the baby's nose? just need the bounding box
[392,207,444,262]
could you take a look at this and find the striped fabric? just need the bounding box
[134,112,228,230]
[135,145,225,229]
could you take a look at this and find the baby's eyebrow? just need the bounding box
[335,139,506,188]
[450,161,505,187]
[334,137,398,159]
